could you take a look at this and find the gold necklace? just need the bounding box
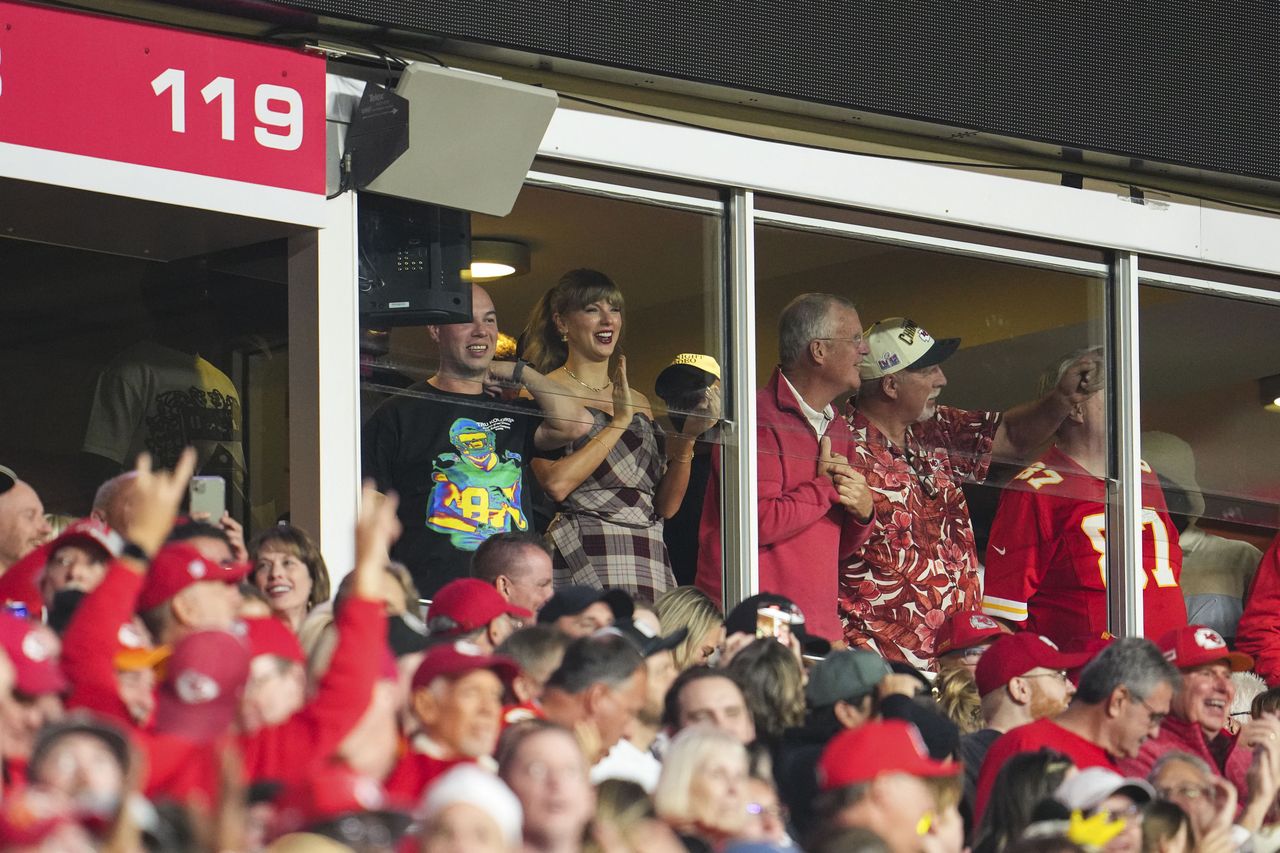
[560,365,612,393]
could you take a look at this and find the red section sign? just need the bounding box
[0,1,325,194]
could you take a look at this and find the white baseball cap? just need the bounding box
[859,317,961,380]
[1055,767,1155,812]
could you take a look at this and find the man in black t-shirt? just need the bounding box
[362,284,589,597]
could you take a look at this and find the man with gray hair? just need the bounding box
[696,293,873,640]
[539,632,648,765]
[981,347,1187,646]
[973,636,1180,820]
[843,329,1103,669]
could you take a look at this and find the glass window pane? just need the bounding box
[1139,282,1280,648]
[360,176,726,605]
[743,209,1117,667]
[0,236,290,542]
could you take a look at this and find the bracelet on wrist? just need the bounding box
[668,453,694,464]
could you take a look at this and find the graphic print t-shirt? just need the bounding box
[83,341,246,512]
[361,385,541,596]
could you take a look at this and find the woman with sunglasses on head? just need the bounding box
[522,269,720,604]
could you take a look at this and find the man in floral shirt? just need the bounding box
[841,318,1102,669]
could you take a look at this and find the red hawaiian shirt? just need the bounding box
[840,404,1001,669]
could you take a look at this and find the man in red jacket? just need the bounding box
[1118,625,1269,797]
[696,293,873,640]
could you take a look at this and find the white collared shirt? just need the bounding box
[781,372,835,437]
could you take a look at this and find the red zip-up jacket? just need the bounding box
[695,367,871,639]
[61,562,144,727]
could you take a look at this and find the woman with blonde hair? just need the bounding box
[522,268,719,603]
[654,726,749,850]
[654,586,724,670]
[934,665,985,736]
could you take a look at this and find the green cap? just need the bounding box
[805,649,891,708]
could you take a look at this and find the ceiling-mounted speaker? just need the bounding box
[360,63,559,216]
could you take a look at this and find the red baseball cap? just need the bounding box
[136,542,249,612]
[935,610,1009,656]
[153,630,250,743]
[411,640,519,691]
[818,720,958,790]
[428,579,531,635]
[974,632,1094,697]
[46,518,121,561]
[243,617,306,664]
[0,615,67,696]
[1158,625,1253,672]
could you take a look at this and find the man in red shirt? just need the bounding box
[844,323,1102,669]
[696,293,873,639]
[974,636,1178,821]
[982,351,1187,644]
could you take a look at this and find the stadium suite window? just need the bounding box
[1136,276,1280,644]
[0,237,291,536]
[360,168,727,593]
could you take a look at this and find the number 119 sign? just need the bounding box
[0,1,325,194]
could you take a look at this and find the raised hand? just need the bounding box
[681,382,722,438]
[1056,349,1104,406]
[609,355,636,428]
[124,448,197,557]
[352,482,401,601]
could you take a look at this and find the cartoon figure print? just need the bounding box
[426,417,528,549]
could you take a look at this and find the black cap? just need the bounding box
[724,593,832,657]
[387,612,429,657]
[538,586,634,625]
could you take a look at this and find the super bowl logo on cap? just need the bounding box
[1194,627,1226,650]
[878,352,900,371]
[969,614,999,630]
[175,670,220,704]
[187,559,207,579]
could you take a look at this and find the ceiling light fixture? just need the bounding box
[1259,374,1280,413]
[469,239,531,281]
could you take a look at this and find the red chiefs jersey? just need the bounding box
[980,446,1186,645]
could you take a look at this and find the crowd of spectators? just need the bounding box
[2,272,1279,852]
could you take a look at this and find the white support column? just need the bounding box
[288,191,361,584]
[1106,251,1144,636]
[721,189,760,606]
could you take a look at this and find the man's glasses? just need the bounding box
[1133,692,1168,728]
[1021,670,1069,683]
[0,465,15,497]
[814,335,864,346]
[1157,784,1214,801]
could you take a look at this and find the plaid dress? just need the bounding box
[545,409,676,604]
